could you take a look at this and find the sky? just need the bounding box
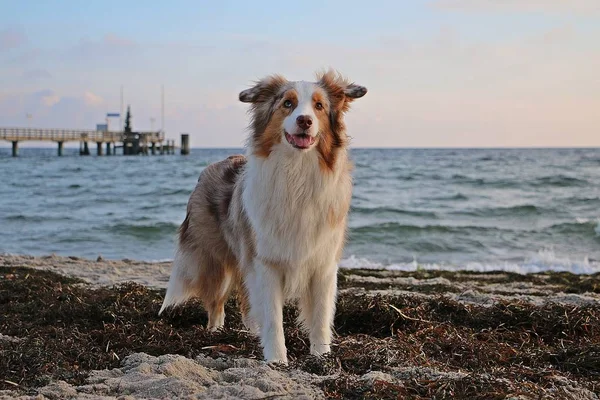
[1,0,599,148]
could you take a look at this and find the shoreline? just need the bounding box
[3,250,600,278]
[1,253,599,399]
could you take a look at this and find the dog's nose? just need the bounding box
[296,115,313,130]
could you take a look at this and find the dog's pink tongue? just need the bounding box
[292,135,313,148]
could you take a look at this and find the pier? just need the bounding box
[0,127,182,157]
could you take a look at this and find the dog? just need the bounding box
[159,70,367,363]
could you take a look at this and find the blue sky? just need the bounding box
[1,0,599,147]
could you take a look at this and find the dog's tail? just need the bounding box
[158,247,200,315]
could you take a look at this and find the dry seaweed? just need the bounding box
[1,266,599,399]
[339,268,600,294]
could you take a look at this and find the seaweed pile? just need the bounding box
[1,266,599,399]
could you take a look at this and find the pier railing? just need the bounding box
[0,128,164,143]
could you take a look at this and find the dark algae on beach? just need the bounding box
[1,266,599,399]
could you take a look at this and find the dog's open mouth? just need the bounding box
[285,132,316,150]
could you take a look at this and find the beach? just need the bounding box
[1,253,599,399]
[3,1,600,398]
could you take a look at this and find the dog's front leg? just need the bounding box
[246,261,287,363]
[304,263,338,356]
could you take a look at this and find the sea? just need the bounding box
[1,147,599,274]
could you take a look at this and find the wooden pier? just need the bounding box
[0,127,178,157]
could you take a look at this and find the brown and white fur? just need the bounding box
[159,70,367,363]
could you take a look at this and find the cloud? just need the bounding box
[38,90,60,107]
[22,69,52,81]
[103,33,136,47]
[66,33,139,62]
[83,91,104,106]
[0,28,26,51]
[0,89,107,129]
[431,0,600,15]
[4,48,42,65]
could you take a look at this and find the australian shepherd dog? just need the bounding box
[159,70,367,363]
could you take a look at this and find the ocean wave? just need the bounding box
[339,249,600,274]
[138,204,164,211]
[354,173,415,182]
[428,193,469,201]
[566,197,600,206]
[452,204,543,218]
[159,188,192,196]
[350,217,600,239]
[440,174,588,189]
[401,239,476,253]
[110,222,179,239]
[446,175,521,188]
[349,222,502,236]
[549,219,600,236]
[531,175,587,187]
[575,218,600,236]
[395,175,416,181]
[350,206,437,219]
[4,214,73,222]
[137,188,191,197]
[450,175,486,186]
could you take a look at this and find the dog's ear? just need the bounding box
[344,84,367,100]
[316,69,367,110]
[239,75,288,103]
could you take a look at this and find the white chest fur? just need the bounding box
[242,144,351,267]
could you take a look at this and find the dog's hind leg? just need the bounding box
[160,245,234,330]
[203,262,236,331]
[237,282,259,334]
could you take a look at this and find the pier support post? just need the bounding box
[11,141,18,157]
[181,134,190,155]
[57,141,63,156]
[160,143,165,155]
[151,142,156,155]
[81,142,90,155]
[113,143,116,155]
[97,142,103,156]
[106,142,111,156]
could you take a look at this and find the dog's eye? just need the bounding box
[315,102,323,110]
[283,100,293,108]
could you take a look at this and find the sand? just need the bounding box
[5,253,600,306]
[0,254,173,289]
[1,253,599,399]
[1,353,324,400]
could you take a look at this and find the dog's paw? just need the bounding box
[265,357,288,366]
[207,324,224,332]
[310,343,331,356]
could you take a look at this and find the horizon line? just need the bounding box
[1,145,599,150]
